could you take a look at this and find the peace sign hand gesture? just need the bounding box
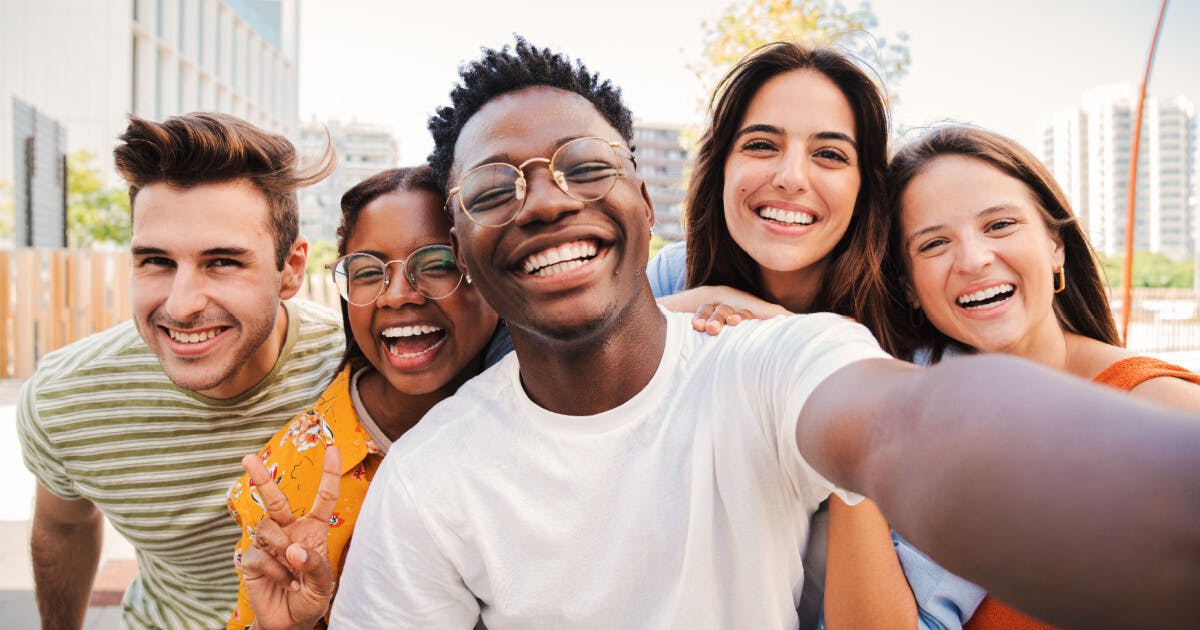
[240,445,342,630]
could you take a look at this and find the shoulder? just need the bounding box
[647,240,688,298]
[716,312,883,353]
[23,321,167,409]
[289,299,344,344]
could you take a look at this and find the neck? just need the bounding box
[509,288,667,416]
[758,261,828,313]
[1000,315,1070,372]
[357,353,484,441]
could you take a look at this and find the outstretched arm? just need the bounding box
[30,485,103,630]
[823,496,916,630]
[798,354,1200,629]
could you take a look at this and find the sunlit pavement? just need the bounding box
[0,351,1197,627]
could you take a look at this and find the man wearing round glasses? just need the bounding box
[254,41,1200,630]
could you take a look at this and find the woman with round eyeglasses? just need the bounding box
[224,165,500,630]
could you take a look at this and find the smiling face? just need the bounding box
[344,189,498,396]
[721,69,861,291]
[448,86,654,341]
[901,155,1066,355]
[130,179,305,399]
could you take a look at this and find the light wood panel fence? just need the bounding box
[0,248,1196,378]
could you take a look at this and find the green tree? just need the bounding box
[696,0,911,103]
[67,151,131,248]
[0,179,13,241]
[1098,251,1193,288]
[307,240,338,277]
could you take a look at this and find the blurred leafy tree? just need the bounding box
[1099,251,1193,288]
[648,233,671,261]
[307,240,339,277]
[0,179,13,240]
[67,151,130,248]
[696,0,910,103]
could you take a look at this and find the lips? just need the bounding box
[520,239,600,277]
[756,205,816,226]
[381,324,446,359]
[956,283,1015,310]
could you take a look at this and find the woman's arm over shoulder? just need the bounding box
[646,240,688,298]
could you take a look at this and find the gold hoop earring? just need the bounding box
[1053,267,1066,294]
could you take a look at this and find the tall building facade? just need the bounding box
[633,122,690,242]
[296,119,399,243]
[1,0,300,222]
[1039,84,1198,261]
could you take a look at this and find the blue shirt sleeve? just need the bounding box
[894,533,986,630]
[646,240,688,298]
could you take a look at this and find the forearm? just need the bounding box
[31,506,103,629]
[825,355,1200,628]
[823,496,916,630]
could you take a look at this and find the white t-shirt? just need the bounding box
[331,310,889,630]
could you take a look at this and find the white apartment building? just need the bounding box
[297,119,399,243]
[1,0,300,200]
[1039,84,1197,261]
[633,122,690,242]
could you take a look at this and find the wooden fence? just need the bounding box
[0,248,1196,378]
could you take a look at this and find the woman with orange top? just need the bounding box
[874,125,1200,628]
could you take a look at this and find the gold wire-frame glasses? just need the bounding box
[447,136,637,228]
[325,244,464,305]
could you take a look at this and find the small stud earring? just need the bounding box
[465,273,473,285]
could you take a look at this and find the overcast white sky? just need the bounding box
[297,0,1200,164]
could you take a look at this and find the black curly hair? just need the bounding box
[427,36,634,191]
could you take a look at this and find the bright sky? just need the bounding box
[298,0,1200,164]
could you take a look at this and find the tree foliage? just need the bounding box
[1099,251,1194,288]
[0,179,13,241]
[696,0,910,103]
[307,240,339,278]
[67,151,131,248]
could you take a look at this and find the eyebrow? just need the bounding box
[733,124,857,148]
[466,135,591,172]
[202,247,252,258]
[905,204,1019,248]
[131,246,167,257]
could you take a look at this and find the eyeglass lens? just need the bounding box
[458,137,622,226]
[332,246,462,304]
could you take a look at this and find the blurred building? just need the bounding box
[1039,84,1197,262]
[297,119,399,243]
[633,122,690,242]
[1,0,300,236]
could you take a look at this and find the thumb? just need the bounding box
[286,543,335,599]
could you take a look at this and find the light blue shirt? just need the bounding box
[645,243,986,629]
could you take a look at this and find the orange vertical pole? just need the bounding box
[1120,0,1169,345]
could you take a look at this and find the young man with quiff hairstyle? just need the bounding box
[16,113,344,629]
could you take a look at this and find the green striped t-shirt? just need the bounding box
[17,298,344,629]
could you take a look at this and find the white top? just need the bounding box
[331,310,889,630]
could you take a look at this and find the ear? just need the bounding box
[279,235,308,300]
[1050,231,1066,270]
[639,181,655,229]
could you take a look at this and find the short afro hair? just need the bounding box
[427,36,634,191]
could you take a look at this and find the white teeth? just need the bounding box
[758,206,816,225]
[381,324,443,338]
[957,283,1015,308]
[522,240,599,275]
[168,328,220,343]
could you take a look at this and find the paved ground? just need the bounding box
[0,379,131,629]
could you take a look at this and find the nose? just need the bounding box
[771,149,810,193]
[953,234,994,275]
[512,164,583,227]
[374,262,427,309]
[163,267,209,322]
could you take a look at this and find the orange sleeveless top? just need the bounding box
[963,356,1199,630]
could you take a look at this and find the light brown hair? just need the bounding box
[114,112,335,269]
[886,125,1120,361]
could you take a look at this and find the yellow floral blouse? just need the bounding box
[225,366,383,629]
